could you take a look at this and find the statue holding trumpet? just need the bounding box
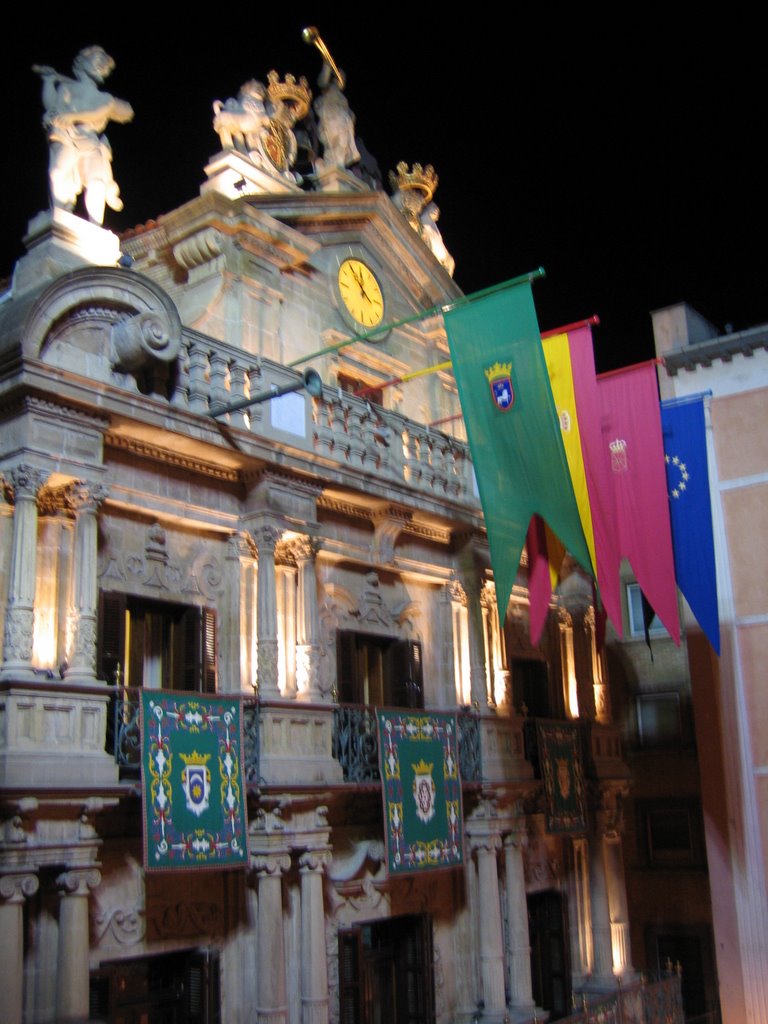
[303,27,360,172]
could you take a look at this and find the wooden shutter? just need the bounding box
[338,928,362,1024]
[387,639,424,708]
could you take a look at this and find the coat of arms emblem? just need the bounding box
[412,759,437,824]
[484,361,514,411]
[180,751,212,817]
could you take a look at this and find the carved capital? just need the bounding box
[5,464,47,500]
[292,535,322,563]
[503,828,529,854]
[470,833,502,856]
[0,872,39,903]
[67,480,109,514]
[251,853,291,877]
[57,868,101,897]
[299,848,331,874]
[252,524,281,555]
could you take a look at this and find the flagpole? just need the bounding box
[287,268,546,369]
[354,361,453,398]
[541,315,600,338]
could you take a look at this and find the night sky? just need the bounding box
[2,10,765,371]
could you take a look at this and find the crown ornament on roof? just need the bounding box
[266,70,312,127]
[389,162,438,203]
[389,162,439,231]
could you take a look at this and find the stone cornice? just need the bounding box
[105,432,239,481]
[317,494,452,545]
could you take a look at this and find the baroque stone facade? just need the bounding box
[0,124,674,1024]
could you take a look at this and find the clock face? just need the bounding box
[337,258,385,329]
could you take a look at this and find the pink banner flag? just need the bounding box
[566,327,624,635]
[526,515,552,647]
[597,362,680,643]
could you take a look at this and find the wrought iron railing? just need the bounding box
[242,698,261,784]
[106,692,480,788]
[558,973,684,1024]
[331,704,482,784]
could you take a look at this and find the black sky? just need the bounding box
[2,9,765,372]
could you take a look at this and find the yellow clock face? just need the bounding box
[337,259,384,329]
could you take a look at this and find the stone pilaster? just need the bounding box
[461,571,489,711]
[294,537,322,701]
[56,868,101,1022]
[253,525,281,698]
[254,852,291,1024]
[504,830,536,1016]
[587,791,634,986]
[0,872,39,1024]
[471,833,507,1018]
[1,465,47,678]
[299,848,331,1024]
[65,482,108,683]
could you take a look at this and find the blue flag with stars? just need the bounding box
[661,396,720,654]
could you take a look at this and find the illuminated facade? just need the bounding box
[0,110,682,1023]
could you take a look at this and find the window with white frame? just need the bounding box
[626,582,669,638]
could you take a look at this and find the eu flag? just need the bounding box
[661,396,720,654]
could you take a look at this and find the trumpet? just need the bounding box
[302,26,344,88]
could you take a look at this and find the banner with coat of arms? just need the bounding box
[141,691,248,871]
[536,720,587,834]
[377,710,463,876]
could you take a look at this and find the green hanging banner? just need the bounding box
[377,710,464,876]
[141,691,249,871]
[536,720,587,834]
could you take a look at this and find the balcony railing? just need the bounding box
[331,704,482,784]
[560,973,684,1024]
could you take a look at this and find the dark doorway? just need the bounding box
[90,948,220,1024]
[528,890,571,1020]
[339,914,434,1024]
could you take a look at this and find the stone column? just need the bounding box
[0,872,39,1024]
[462,571,489,710]
[504,830,536,1016]
[1,464,47,678]
[253,525,281,698]
[587,826,615,985]
[56,868,101,1022]
[65,482,108,684]
[295,537,322,701]
[299,849,331,1024]
[254,852,291,1024]
[472,834,507,1018]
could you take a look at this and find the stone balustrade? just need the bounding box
[165,333,477,508]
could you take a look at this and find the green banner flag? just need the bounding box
[377,710,463,876]
[444,282,592,620]
[141,691,248,871]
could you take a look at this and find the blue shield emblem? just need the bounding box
[490,374,514,411]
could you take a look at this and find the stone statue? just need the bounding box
[314,62,359,171]
[212,80,269,155]
[419,203,455,277]
[33,47,133,225]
